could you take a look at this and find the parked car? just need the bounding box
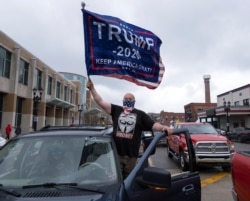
[227,127,250,142]
[139,131,165,155]
[0,125,201,201]
[155,131,167,146]
[139,131,155,155]
[166,122,235,171]
[216,128,227,136]
[231,151,250,201]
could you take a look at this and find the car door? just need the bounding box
[125,171,201,201]
[125,129,201,201]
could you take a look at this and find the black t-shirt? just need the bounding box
[111,104,154,157]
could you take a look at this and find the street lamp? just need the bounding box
[33,87,43,131]
[223,101,231,133]
[78,104,83,125]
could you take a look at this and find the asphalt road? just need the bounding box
[150,141,250,201]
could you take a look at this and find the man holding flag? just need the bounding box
[83,4,172,178]
[87,79,173,179]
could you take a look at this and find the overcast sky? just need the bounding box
[1,0,250,113]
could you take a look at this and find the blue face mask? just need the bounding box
[123,99,135,109]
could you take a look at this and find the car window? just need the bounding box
[182,124,217,134]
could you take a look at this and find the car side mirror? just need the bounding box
[136,167,171,189]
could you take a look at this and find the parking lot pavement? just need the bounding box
[201,174,233,201]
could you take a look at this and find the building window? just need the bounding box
[18,59,29,85]
[243,99,249,106]
[234,101,240,106]
[56,82,61,98]
[35,69,42,89]
[15,97,23,127]
[64,86,68,101]
[70,89,73,103]
[0,46,11,78]
[0,93,3,129]
[47,76,52,95]
[240,120,245,127]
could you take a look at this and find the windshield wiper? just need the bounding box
[0,186,21,197]
[23,182,78,189]
[23,183,104,193]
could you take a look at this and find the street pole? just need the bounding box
[33,88,42,131]
[78,104,83,125]
[226,110,230,132]
[223,101,231,133]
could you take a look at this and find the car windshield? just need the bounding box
[182,124,217,134]
[0,135,118,188]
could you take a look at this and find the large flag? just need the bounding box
[82,9,165,89]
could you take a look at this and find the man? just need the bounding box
[87,79,173,179]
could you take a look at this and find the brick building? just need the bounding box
[0,31,83,137]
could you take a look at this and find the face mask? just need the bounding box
[123,99,135,113]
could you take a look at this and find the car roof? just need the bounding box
[18,125,114,138]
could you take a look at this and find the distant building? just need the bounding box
[0,31,80,136]
[59,72,87,107]
[198,84,250,130]
[158,111,185,127]
[184,75,217,123]
[184,102,217,122]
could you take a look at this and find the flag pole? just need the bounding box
[81,2,86,9]
[81,1,89,79]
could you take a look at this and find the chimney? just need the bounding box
[203,75,211,103]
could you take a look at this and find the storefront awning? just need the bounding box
[46,98,76,109]
[85,108,102,115]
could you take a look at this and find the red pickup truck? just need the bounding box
[231,151,250,201]
[166,122,235,171]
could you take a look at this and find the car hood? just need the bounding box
[190,134,227,143]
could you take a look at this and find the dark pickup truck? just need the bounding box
[231,151,250,201]
[227,127,250,143]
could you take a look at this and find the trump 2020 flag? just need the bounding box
[82,9,165,89]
